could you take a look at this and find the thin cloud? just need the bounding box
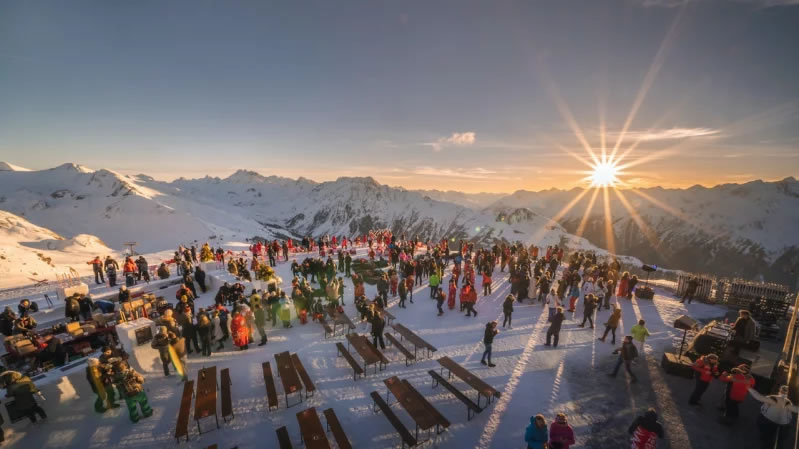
[413,166,496,179]
[424,131,476,152]
[608,127,721,142]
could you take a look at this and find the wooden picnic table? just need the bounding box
[296,407,332,449]
[275,351,304,408]
[345,334,383,374]
[195,366,219,433]
[391,323,436,359]
[384,376,437,442]
[437,356,500,408]
[333,312,356,335]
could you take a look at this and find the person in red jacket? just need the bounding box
[447,278,457,310]
[719,364,755,424]
[462,282,478,317]
[87,256,105,284]
[689,353,720,405]
[482,272,493,296]
[230,310,249,351]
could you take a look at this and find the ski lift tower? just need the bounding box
[124,242,138,257]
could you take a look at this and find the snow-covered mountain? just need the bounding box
[2,161,793,288]
[410,189,505,208]
[0,164,612,288]
[488,178,799,284]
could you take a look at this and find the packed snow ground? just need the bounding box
[1,246,761,449]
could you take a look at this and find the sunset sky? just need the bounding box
[1,0,798,193]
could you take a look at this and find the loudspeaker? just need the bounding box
[636,286,654,300]
[661,353,694,379]
[674,315,698,331]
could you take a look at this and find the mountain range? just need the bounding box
[0,161,796,288]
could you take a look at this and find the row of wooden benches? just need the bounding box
[275,407,351,449]
[368,357,502,448]
[262,352,316,410]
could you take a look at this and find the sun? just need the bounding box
[589,161,620,187]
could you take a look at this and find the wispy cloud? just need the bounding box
[424,131,476,152]
[413,166,497,179]
[608,127,721,142]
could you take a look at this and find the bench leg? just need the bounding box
[215,413,219,429]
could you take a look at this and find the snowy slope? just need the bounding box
[410,189,505,208]
[0,210,114,287]
[489,178,799,283]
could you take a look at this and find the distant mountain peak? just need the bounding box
[49,162,94,173]
[0,161,31,172]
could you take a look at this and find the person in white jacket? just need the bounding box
[749,385,799,449]
[546,290,561,322]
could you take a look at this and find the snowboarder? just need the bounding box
[86,357,119,412]
[115,361,152,423]
[1,371,47,423]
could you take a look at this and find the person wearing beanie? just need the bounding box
[689,354,720,405]
[524,414,548,449]
[629,408,664,449]
[548,413,575,449]
[481,321,498,367]
[719,364,756,424]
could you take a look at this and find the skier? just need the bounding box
[480,321,498,367]
[629,409,664,449]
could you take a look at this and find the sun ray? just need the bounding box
[576,187,601,237]
[538,66,601,166]
[612,187,662,252]
[530,188,592,243]
[609,5,687,161]
[625,188,728,241]
[615,148,678,172]
[602,186,616,254]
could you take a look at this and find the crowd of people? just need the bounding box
[2,229,794,449]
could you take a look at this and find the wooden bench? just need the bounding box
[437,356,500,408]
[262,362,279,410]
[276,425,293,449]
[335,342,364,381]
[290,353,316,398]
[392,323,437,359]
[401,379,450,434]
[364,338,389,371]
[323,408,352,449]
[385,332,416,366]
[175,379,194,442]
[428,370,481,420]
[319,316,335,339]
[220,368,234,422]
[370,391,418,449]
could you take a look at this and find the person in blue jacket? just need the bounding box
[525,414,549,449]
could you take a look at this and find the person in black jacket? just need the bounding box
[194,265,207,293]
[545,307,565,347]
[65,295,81,322]
[578,294,597,329]
[502,294,515,328]
[481,321,498,367]
[610,336,638,383]
[371,314,386,350]
[17,299,38,318]
[176,307,201,354]
[0,307,16,336]
[79,295,94,322]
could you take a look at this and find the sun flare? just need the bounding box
[589,161,620,187]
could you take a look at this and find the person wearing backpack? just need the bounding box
[609,335,638,383]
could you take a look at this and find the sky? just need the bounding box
[1,0,798,193]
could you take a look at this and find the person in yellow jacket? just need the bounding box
[630,319,650,352]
